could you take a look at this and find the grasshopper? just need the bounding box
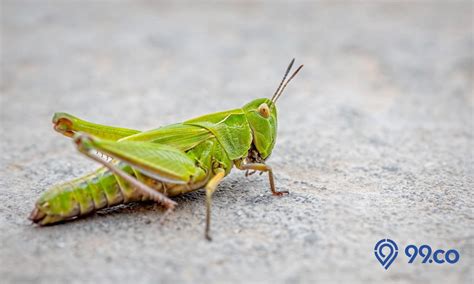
[29,59,303,240]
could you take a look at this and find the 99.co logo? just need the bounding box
[405,244,460,264]
[374,239,461,270]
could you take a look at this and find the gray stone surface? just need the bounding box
[1,1,473,283]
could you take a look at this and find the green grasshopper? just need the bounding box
[29,59,303,240]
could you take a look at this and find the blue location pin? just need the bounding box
[374,239,398,270]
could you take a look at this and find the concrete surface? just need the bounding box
[0,1,473,283]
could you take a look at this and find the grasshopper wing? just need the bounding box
[83,136,200,184]
[53,114,214,152]
[122,123,214,152]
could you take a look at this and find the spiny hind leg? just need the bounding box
[73,133,177,212]
[237,163,288,196]
[204,169,226,241]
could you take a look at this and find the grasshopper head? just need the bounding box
[243,98,278,160]
[243,59,303,160]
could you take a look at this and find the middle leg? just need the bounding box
[204,168,226,241]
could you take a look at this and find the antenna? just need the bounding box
[270,58,295,103]
[272,63,304,104]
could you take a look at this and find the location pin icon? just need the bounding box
[374,239,399,269]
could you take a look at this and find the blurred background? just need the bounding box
[1,1,472,283]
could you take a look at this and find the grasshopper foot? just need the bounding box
[272,190,289,196]
[159,203,176,225]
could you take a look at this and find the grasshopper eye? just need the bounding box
[258,103,270,118]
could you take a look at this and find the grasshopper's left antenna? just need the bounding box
[271,59,303,104]
[271,58,295,103]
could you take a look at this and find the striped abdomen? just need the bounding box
[29,163,200,225]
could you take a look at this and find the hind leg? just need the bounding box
[74,134,177,211]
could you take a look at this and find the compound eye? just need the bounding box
[258,103,270,118]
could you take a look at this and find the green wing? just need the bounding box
[54,108,252,162]
[122,123,214,151]
[53,113,214,151]
[184,108,253,160]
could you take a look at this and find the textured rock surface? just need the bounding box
[1,1,472,283]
